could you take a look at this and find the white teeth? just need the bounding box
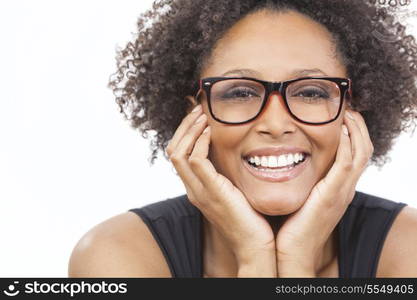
[277,155,287,167]
[295,153,305,163]
[261,156,268,167]
[267,156,278,168]
[246,152,306,168]
[287,154,294,165]
[293,153,299,163]
[294,153,301,163]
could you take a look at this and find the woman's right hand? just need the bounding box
[165,104,276,264]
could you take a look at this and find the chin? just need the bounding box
[244,189,309,216]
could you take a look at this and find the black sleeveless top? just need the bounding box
[128,190,407,278]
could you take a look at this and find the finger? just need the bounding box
[169,113,208,190]
[282,127,354,242]
[188,126,259,222]
[174,113,207,157]
[344,110,371,171]
[188,126,220,185]
[321,122,354,189]
[165,104,203,157]
[348,110,374,156]
[343,111,363,158]
[189,126,211,161]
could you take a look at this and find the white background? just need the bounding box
[1,0,416,277]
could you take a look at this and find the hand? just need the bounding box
[166,104,276,270]
[275,110,374,277]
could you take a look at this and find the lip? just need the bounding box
[242,146,310,159]
[242,154,310,183]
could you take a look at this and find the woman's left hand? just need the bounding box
[275,110,374,277]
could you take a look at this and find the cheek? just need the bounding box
[307,126,341,176]
[208,126,246,172]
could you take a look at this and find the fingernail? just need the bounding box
[195,114,206,124]
[342,125,349,136]
[346,111,355,120]
[192,105,202,113]
[203,126,210,134]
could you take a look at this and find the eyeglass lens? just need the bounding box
[209,79,341,123]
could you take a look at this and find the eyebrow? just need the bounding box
[221,68,328,79]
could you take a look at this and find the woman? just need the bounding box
[68,0,417,277]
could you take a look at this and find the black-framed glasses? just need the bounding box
[194,76,352,125]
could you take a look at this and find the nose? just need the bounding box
[253,91,296,135]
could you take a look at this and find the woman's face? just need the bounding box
[194,9,349,216]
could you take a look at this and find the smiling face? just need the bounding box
[191,9,349,216]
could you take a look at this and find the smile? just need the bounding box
[242,153,310,182]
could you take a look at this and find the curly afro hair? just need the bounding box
[108,0,417,167]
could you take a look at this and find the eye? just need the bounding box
[221,87,261,99]
[291,87,330,102]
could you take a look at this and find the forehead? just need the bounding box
[202,9,347,80]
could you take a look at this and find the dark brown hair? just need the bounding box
[108,0,417,167]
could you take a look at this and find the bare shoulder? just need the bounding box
[68,211,172,277]
[377,205,417,277]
